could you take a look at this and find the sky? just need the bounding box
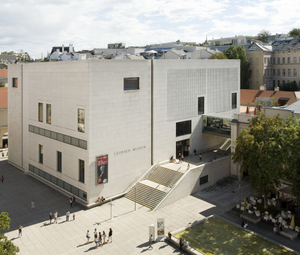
[1,0,300,59]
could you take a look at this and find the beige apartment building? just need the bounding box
[0,87,8,148]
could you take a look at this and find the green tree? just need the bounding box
[0,82,5,87]
[279,81,298,91]
[281,115,300,210]
[289,28,300,38]
[208,53,228,59]
[0,212,19,254]
[257,29,271,42]
[223,45,252,89]
[232,112,285,208]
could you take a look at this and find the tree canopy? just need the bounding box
[0,212,19,255]
[223,45,251,89]
[208,53,228,59]
[289,28,300,38]
[232,112,285,208]
[257,29,271,42]
[279,81,298,91]
[0,82,5,87]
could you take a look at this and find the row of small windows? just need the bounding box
[38,103,85,133]
[274,69,299,78]
[29,164,87,201]
[38,144,85,183]
[274,80,300,87]
[274,57,300,64]
[29,125,88,150]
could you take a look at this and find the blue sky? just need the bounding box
[0,0,299,59]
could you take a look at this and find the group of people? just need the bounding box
[69,195,76,207]
[241,220,248,229]
[87,228,113,247]
[96,196,106,204]
[179,237,189,250]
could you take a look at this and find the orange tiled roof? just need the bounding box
[0,69,8,78]
[241,89,297,106]
[0,87,8,109]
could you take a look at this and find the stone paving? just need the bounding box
[1,159,300,255]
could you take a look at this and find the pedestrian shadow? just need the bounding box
[84,246,98,252]
[10,237,18,241]
[136,241,149,248]
[40,222,52,227]
[159,243,168,249]
[77,242,91,248]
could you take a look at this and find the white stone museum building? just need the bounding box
[8,59,240,206]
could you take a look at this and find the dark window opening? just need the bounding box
[198,97,204,115]
[200,175,208,185]
[12,78,18,88]
[124,77,139,90]
[57,151,62,172]
[176,120,191,137]
[232,93,237,109]
[79,159,85,183]
[39,144,43,164]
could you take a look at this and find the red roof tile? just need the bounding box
[0,87,8,109]
[241,89,297,106]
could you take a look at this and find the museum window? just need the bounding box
[273,58,275,64]
[278,80,280,86]
[232,93,237,109]
[124,77,139,90]
[282,69,285,78]
[282,57,285,64]
[198,97,204,115]
[176,120,191,137]
[288,69,291,78]
[273,69,275,76]
[199,175,208,185]
[288,57,290,64]
[277,58,280,64]
[277,69,280,76]
[46,104,51,124]
[78,109,85,133]
[39,144,43,164]
[38,103,43,122]
[293,69,297,78]
[12,78,18,88]
[294,57,297,64]
[79,159,85,183]
[57,151,62,172]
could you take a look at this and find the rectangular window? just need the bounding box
[277,58,280,64]
[282,69,285,78]
[283,80,285,85]
[39,144,43,164]
[294,57,297,64]
[278,80,280,86]
[264,58,266,64]
[273,58,275,64]
[232,93,237,109]
[78,109,85,133]
[46,104,51,124]
[124,77,139,90]
[293,69,297,78]
[199,175,208,185]
[288,69,291,78]
[288,57,290,64]
[12,78,18,88]
[38,103,43,122]
[277,69,280,76]
[198,97,204,115]
[273,69,275,76]
[79,159,85,183]
[57,151,62,172]
[282,57,285,64]
[176,120,191,137]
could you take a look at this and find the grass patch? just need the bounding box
[174,217,295,255]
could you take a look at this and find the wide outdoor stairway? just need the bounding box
[217,138,231,155]
[125,164,184,210]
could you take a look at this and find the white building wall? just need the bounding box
[152,59,240,163]
[87,59,152,201]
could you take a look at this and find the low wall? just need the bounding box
[156,156,230,210]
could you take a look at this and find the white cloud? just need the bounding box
[0,0,299,58]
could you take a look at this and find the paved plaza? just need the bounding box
[1,158,300,254]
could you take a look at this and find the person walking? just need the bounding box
[1,175,4,183]
[54,211,58,224]
[187,164,190,170]
[66,211,70,221]
[179,238,184,250]
[102,231,106,244]
[72,195,76,206]
[199,153,202,162]
[31,200,35,212]
[99,232,103,246]
[149,235,153,249]
[167,231,172,244]
[49,212,53,224]
[18,225,23,237]
[69,197,73,208]
[94,228,98,242]
[86,230,90,243]
[108,228,113,242]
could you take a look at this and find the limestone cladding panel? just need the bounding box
[152,59,240,163]
[87,60,152,200]
[8,64,23,168]
[22,61,89,191]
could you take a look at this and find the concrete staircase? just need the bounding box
[217,138,231,155]
[125,165,184,210]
